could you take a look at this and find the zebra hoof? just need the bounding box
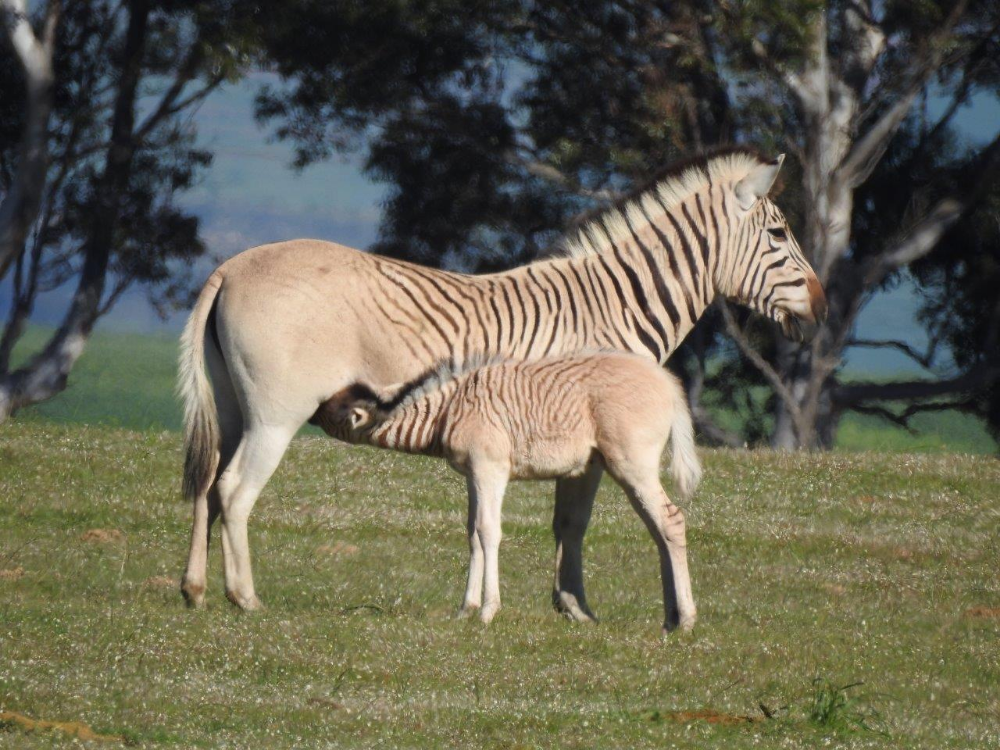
[181,581,206,609]
[226,590,263,611]
[553,590,597,624]
[456,604,479,619]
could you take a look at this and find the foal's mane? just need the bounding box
[374,353,512,413]
[550,146,770,260]
[376,349,633,413]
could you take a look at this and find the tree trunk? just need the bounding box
[0,0,149,421]
[0,0,59,279]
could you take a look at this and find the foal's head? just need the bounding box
[309,383,382,439]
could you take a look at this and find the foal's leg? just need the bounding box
[607,453,696,633]
[215,422,295,610]
[181,345,242,608]
[551,460,602,623]
[458,474,485,617]
[468,463,509,624]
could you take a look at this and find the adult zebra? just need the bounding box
[178,147,826,613]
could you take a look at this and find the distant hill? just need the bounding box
[7,327,995,454]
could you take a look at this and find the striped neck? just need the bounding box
[364,383,454,456]
[482,187,722,365]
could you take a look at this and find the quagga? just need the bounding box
[178,147,826,612]
[310,352,702,632]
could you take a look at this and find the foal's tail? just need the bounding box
[665,375,702,501]
[178,270,223,501]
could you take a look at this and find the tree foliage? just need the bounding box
[255,0,1000,448]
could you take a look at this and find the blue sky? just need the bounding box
[7,75,999,375]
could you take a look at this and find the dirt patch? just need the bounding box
[821,582,846,596]
[964,606,1000,619]
[81,529,124,544]
[317,541,359,556]
[654,709,759,726]
[144,575,177,589]
[0,566,24,581]
[0,710,122,742]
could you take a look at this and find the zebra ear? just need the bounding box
[349,407,371,429]
[735,154,785,211]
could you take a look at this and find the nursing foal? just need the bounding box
[311,352,701,633]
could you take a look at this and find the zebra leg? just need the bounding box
[551,460,602,623]
[181,344,242,608]
[609,455,696,633]
[216,422,295,611]
[469,463,509,625]
[458,474,485,617]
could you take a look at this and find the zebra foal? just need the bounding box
[310,352,702,632]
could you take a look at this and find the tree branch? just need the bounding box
[833,362,1000,407]
[505,150,620,201]
[851,398,980,433]
[134,44,226,142]
[846,337,940,370]
[673,334,745,448]
[915,17,1000,153]
[749,37,811,107]
[865,130,1000,285]
[850,403,918,433]
[719,301,802,421]
[836,0,969,188]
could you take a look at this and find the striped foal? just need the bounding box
[179,147,827,612]
[310,353,702,632]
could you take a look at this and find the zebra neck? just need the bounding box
[476,250,712,366]
[368,394,446,456]
[575,194,720,363]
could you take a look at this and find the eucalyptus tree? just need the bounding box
[257,0,1000,448]
[0,0,253,418]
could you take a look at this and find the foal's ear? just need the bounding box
[349,406,372,429]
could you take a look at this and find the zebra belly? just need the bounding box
[508,435,595,480]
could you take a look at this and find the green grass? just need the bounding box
[12,326,996,453]
[1,421,998,747]
[10,327,183,432]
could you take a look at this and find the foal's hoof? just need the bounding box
[226,590,264,611]
[456,604,479,620]
[180,581,206,609]
[553,590,597,624]
[662,613,697,635]
[480,602,500,625]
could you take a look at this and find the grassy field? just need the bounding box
[10,326,997,453]
[1,421,998,748]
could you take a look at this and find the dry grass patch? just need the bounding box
[0,710,122,742]
[963,606,1000,619]
[80,528,124,543]
[0,566,24,580]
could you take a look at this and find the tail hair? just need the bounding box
[178,272,223,501]
[665,375,702,501]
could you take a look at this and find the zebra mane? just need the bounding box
[548,146,771,260]
[374,353,513,413]
[374,349,633,413]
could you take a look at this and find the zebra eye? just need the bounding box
[767,227,787,242]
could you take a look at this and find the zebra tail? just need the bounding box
[178,270,223,502]
[667,380,702,502]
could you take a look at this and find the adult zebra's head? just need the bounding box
[723,154,827,341]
